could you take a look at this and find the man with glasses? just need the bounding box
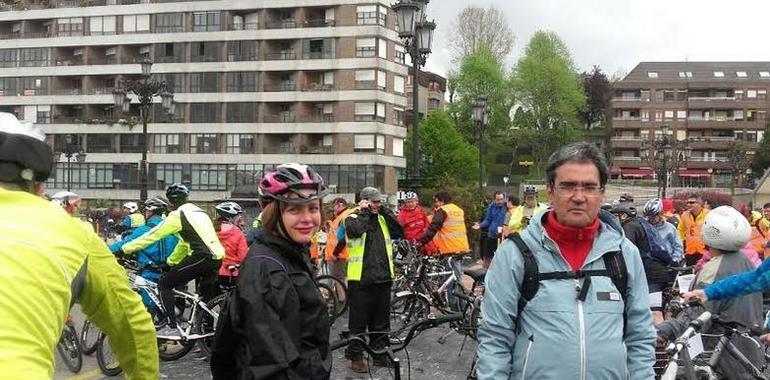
[477,142,654,379]
[678,193,709,266]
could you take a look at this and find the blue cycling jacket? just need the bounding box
[110,215,177,270]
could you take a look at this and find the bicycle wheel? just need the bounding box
[467,301,482,341]
[80,320,100,355]
[157,336,196,361]
[57,323,83,373]
[317,282,339,320]
[96,333,122,377]
[390,293,431,341]
[317,274,348,320]
[194,293,227,359]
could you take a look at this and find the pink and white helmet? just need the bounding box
[259,163,328,204]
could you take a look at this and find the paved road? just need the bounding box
[54,308,477,380]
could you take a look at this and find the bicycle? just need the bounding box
[660,310,770,380]
[80,319,100,355]
[313,238,349,321]
[57,316,83,373]
[95,259,225,375]
[330,313,464,380]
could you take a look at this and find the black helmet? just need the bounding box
[0,112,53,184]
[165,183,190,204]
[144,197,169,214]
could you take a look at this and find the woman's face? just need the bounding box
[281,190,321,244]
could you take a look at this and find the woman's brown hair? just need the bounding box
[261,199,326,239]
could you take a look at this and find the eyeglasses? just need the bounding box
[554,182,604,197]
[686,200,699,204]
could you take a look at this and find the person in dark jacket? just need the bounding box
[472,191,507,267]
[344,186,404,373]
[210,164,331,380]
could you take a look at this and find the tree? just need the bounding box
[579,66,612,129]
[407,111,479,188]
[447,45,513,143]
[751,123,770,179]
[511,31,587,176]
[448,5,515,66]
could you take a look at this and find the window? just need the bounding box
[227,40,258,61]
[676,110,686,119]
[90,16,116,35]
[393,138,403,157]
[354,102,385,122]
[193,12,220,32]
[356,38,376,57]
[191,134,218,153]
[153,134,181,153]
[354,134,375,150]
[377,70,386,90]
[654,111,662,121]
[155,163,184,187]
[57,17,83,36]
[428,98,440,111]
[87,163,114,189]
[226,103,256,122]
[647,72,658,78]
[0,49,16,68]
[737,71,748,78]
[155,43,185,63]
[355,69,375,88]
[226,134,255,154]
[20,48,50,67]
[357,5,378,25]
[759,90,767,100]
[378,38,387,59]
[190,103,220,123]
[227,72,257,92]
[641,111,649,121]
[191,164,227,190]
[157,73,184,93]
[119,134,145,153]
[713,71,725,78]
[761,72,770,78]
[191,42,220,62]
[85,134,113,153]
[748,90,757,99]
[395,44,405,64]
[190,72,220,92]
[36,105,51,124]
[155,13,184,33]
[20,77,48,95]
[123,14,150,33]
[303,38,335,59]
[394,75,405,94]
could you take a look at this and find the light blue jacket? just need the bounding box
[477,209,656,380]
[654,220,684,263]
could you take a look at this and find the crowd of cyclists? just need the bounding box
[7,109,770,379]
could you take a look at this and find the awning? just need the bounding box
[678,168,710,178]
[621,168,654,178]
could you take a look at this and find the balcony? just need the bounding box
[264,19,297,29]
[264,113,297,123]
[263,142,297,154]
[304,19,335,28]
[302,51,335,60]
[228,22,258,31]
[613,156,642,162]
[300,145,333,154]
[264,82,296,92]
[302,83,333,91]
[264,51,297,60]
[299,114,335,123]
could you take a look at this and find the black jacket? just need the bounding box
[210,232,331,380]
[621,216,668,284]
[345,206,404,284]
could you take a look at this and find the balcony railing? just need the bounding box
[613,156,642,161]
[264,51,297,60]
[264,19,297,29]
[264,114,297,123]
[300,145,334,154]
[688,96,735,101]
[263,143,297,154]
[299,114,335,122]
[304,19,335,27]
[688,136,735,142]
[613,97,643,102]
[52,88,82,95]
[302,83,334,91]
[355,81,377,90]
[228,22,259,31]
[610,136,641,141]
[612,117,641,121]
[302,51,335,59]
[263,82,296,92]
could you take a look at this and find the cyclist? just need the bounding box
[118,183,224,339]
[111,197,178,309]
[120,201,146,234]
[211,163,331,379]
[661,206,763,378]
[506,185,547,234]
[643,198,683,264]
[214,201,248,286]
[397,191,437,254]
[0,112,158,378]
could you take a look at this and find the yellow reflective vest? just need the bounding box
[0,188,159,379]
[346,213,394,281]
[128,213,146,228]
[433,203,470,255]
[507,203,548,233]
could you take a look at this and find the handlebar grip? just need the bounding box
[690,311,712,329]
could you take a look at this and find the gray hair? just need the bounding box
[545,142,609,187]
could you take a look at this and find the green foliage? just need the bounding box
[579,66,612,129]
[751,123,770,178]
[447,45,513,143]
[511,31,587,175]
[408,111,479,188]
[417,173,485,228]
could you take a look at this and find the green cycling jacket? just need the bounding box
[0,188,159,379]
[122,203,224,265]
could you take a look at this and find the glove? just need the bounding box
[114,249,126,260]
[159,263,171,272]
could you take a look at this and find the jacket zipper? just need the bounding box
[576,280,587,380]
[520,335,534,380]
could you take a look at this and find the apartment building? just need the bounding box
[611,62,766,187]
[404,68,445,126]
[0,0,408,201]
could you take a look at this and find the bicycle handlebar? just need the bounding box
[329,313,464,353]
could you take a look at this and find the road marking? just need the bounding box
[64,368,102,380]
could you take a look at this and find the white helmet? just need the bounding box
[400,191,418,201]
[51,191,80,205]
[215,201,243,218]
[702,206,751,252]
[123,201,139,213]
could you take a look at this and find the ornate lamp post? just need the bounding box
[472,95,489,196]
[641,125,691,198]
[113,57,174,201]
[62,133,86,191]
[392,0,435,190]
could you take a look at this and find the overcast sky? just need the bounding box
[422,0,770,78]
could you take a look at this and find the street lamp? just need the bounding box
[393,0,435,191]
[640,125,691,198]
[113,57,174,201]
[472,95,489,196]
[61,133,86,191]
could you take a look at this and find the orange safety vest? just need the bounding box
[433,203,470,255]
[679,209,708,255]
[324,208,354,261]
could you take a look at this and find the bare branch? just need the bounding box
[449,5,514,66]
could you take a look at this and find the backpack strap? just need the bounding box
[247,254,288,272]
[508,233,538,334]
[602,251,629,336]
